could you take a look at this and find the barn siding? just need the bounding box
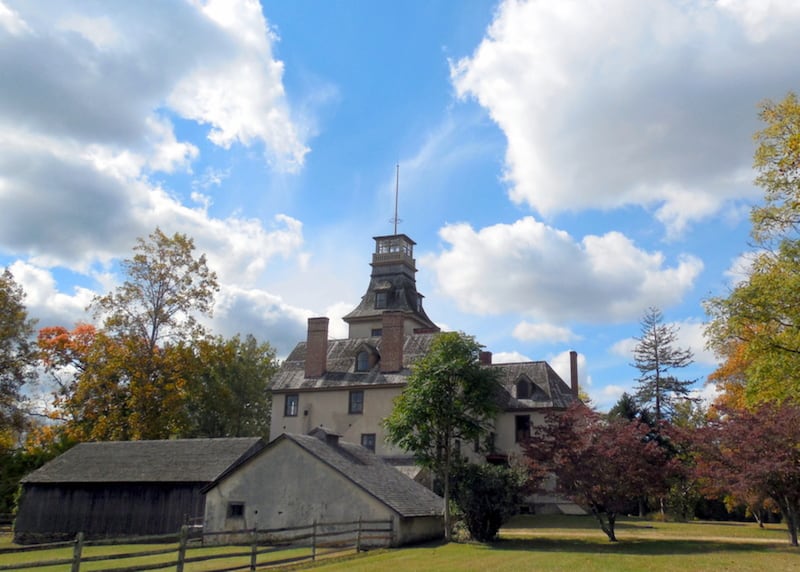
[14,483,204,544]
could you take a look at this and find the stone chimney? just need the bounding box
[305,317,329,378]
[479,351,493,365]
[569,350,579,397]
[380,312,405,373]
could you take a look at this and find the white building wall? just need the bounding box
[270,387,406,456]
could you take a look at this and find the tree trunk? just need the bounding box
[777,497,799,547]
[590,506,618,542]
[443,441,451,542]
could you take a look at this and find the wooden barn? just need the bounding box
[14,438,264,544]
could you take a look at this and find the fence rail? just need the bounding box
[0,518,393,572]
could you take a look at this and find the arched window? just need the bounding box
[516,378,531,399]
[356,351,370,372]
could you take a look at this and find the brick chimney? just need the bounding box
[569,350,579,397]
[380,312,405,373]
[305,317,329,378]
[479,351,493,365]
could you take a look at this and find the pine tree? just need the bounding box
[632,307,694,424]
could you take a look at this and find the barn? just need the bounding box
[203,427,444,546]
[14,438,264,544]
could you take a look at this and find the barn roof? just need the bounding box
[22,438,265,484]
[207,428,443,518]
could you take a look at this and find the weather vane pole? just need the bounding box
[392,163,402,235]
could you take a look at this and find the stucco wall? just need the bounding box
[493,410,548,455]
[205,439,394,538]
[270,387,405,456]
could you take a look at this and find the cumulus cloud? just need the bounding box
[0,0,308,270]
[451,0,800,233]
[424,217,703,323]
[493,351,532,364]
[512,321,579,344]
[549,350,588,390]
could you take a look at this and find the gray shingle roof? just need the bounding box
[283,429,443,518]
[22,438,265,484]
[269,333,438,392]
[493,361,578,410]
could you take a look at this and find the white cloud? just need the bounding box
[724,251,757,286]
[424,217,703,323]
[0,1,30,36]
[493,351,531,364]
[549,350,588,390]
[512,321,579,343]
[611,318,717,367]
[451,0,800,234]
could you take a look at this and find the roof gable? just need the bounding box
[22,438,265,484]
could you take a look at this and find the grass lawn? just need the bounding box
[1,516,796,571]
[302,515,798,572]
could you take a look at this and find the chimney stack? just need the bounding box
[569,350,579,397]
[380,312,405,373]
[305,317,329,378]
[479,351,493,365]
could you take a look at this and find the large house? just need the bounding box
[269,233,580,479]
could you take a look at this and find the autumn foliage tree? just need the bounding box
[524,403,677,541]
[705,92,800,407]
[693,402,800,546]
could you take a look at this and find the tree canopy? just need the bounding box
[383,331,501,541]
[524,403,677,542]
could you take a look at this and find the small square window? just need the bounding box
[361,433,376,453]
[371,328,383,337]
[284,394,299,417]
[349,390,364,414]
[228,502,245,518]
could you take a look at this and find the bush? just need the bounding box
[451,462,526,542]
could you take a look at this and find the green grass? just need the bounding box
[1,516,796,571]
[303,515,798,572]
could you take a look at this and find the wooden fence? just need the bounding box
[0,518,393,571]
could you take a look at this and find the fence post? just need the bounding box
[356,516,362,553]
[176,525,189,572]
[71,531,84,572]
[311,520,317,561]
[250,527,258,571]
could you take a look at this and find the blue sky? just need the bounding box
[2,0,800,411]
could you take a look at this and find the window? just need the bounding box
[227,502,245,518]
[284,394,298,417]
[375,292,388,309]
[371,328,383,337]
[515,415,531,443]
[356,351,370,372]
[516,379,531,399]
[349,390,364,414]
[361,433,376,453]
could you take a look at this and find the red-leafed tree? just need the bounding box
[523,403,678,541]
[693,402,800,546]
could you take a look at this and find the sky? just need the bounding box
[2,0,799,412]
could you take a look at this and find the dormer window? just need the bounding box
[356,351,370,372]
[516,378,531,399]
[375,292,388,309]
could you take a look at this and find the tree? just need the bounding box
[185,334,278,439]
[91,228,218,351]
[705,241,800,406]
[524,403,676,541]
[0,269,37,446]
[693,402,800,546]
[632,307,695,424]
[450,461,527,542]
[750,92,800,245]
[704,93,800,407]
[607,391,653,425]
[383,332,501,541]
[39,229,220,441]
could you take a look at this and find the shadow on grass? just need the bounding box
[502,515,654,532]
[486,536,783,556]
